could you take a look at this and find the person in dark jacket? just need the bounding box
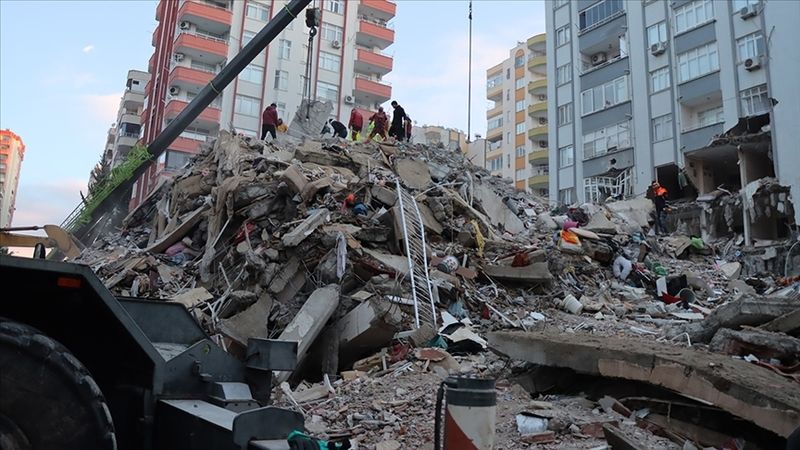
[365,107,388,143]
[348,108,364,141]
[388,100,406,141]
[646,180,669,235]
[322,119,348,138]
[261,103,278,140]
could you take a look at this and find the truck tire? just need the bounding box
[0,318,116,450]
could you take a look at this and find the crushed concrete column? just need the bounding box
[274,285,340,383]
[287,100,333,140]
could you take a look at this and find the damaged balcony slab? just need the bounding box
[488,330,800,438]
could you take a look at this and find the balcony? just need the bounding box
[486,126,502,141]
[358,0,396,22]
[116,134,139,150]
[681,122,725,153]
[354,76,391,104]
[164,99,220,126]
[169,65,216,89]
[527,55,546,75]
[174,31,228,62]
[123,89,145,108]
[527,33,546,50]
[529,149,548,162]
[354,48,393,76]
[487,83,502,102]
[171,136,203,153]
[527,102,547,117]
[119,113,140,126]
[527,79,547,95]
[178,0,232,35]
[528,125,548,140]
[528,173,549,187]
[356,19,395,50]
[486,104,503,118]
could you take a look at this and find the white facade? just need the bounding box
[546,0,799,210]
[0,130,25,228]
[110,70,150,167]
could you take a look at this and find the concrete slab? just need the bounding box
[219,293,273,346]
[395,159,432,190]
[605,197,653,229]
[281,209,330,247]
[488,330,800,438]
[583,212,617,234]
[336,299,403,365]
[281,165,308,194]
[483,262,553,285]
[474,183,525,234]
[371,185,397,206]
[363,248,409,276]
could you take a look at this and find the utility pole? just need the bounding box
[467,1,473,143]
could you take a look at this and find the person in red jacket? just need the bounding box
[348,108,364,141]
[261,103,278,140]
[365,107,388,143]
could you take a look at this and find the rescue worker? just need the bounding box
[365,107,388,143]
[388,100,407,141]
[348,108,363,141]
[646,180,669,235]
[261,103,278,140]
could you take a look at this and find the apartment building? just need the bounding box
[133,0,396,208]
[546,0,800,219]
[411,125,467,152]
[0,130,25,228]
[102,70,150,169]
[485,33,550,197]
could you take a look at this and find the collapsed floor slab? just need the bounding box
[488,330,800,437]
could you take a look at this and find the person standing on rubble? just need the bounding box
[365,107,388,143]
[647,180,669,235]
[348,108,363,141]
[261,103,279,140]
[388,100,407,141]
[403,116,413,142]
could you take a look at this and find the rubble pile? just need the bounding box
[76,129,799,448]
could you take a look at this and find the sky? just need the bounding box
[0,0,545,229]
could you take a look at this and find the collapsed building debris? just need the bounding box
[75,123,800,448]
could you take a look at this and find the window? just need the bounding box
[733,0,759,11]
[559,145,574,168]
[558,103,573,126]
[674,0,713,34]
[647,22,667,47]
[324,0,344,14]
[246,2,270,21]
[274,70,288,91]
[515,78,525,89]
[697,105,723,127]
[506,90,510,101]
[583,121,632,159]
[506,132,512,144]
[580,75,629,115]
[516,169,526,180]
[321,23,343,42]
[559,188,575,205]
[515,100,525,112]
[515,55,525,68]
[556,25,571,46]
[677,42,719,83]
[239,64,263,83]
[191,60,218,73]
[276,102,286,119]
[278,39,291,60]
[650,66,671,92]
[166,150,193,171]
[554,0,569,9]
[489,158,503,171]
[317,81,339,102]
[652,114,673,141]
[487,74,503,89]
[320,51,341,72]
[556,63,572,85]
[506,68,511,79]
[242,31,257,47]
[234,94,260,117]
[488,117,503,130]
[515,146,526,157]
[584,169,632,203]
[579,0,623,31]
[736,32,764,63]
[515,123,526,134]
[740,84,769,116]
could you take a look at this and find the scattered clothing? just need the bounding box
[613,255,632,281]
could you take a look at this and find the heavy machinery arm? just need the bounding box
[0,225,83,259]
[64,0,313,242]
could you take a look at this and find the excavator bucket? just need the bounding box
[43,225,83,259]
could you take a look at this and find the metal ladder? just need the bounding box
[395,179,437,329]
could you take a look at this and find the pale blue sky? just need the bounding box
[0,0,544,227]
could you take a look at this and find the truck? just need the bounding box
[1,1,318,448]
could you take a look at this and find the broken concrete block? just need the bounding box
[170,287,213,309]
[219,293,273,346]
[570,227,600,240]
[759,308,800,333]
[417,202,444,235]
[363,248,409,276]
[281,165,309,193]
[395,159,432,190]
[371,185,397,206]
[583,212,617,234]
[282,209,330,247]
[268,256,302,296]
[301,177,334,203]
[721,262,742,279]
[483,262,553,285]
[537,212,559,231]
[604,197,653,229]
[474,183,525,234]
[709,328,800,361]
[336,299,403,365]
[275,285,340,383]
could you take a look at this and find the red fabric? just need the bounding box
[370,111,388,130]
[262,105,278,126]
[348,109,363,129]
[655,186,667,197]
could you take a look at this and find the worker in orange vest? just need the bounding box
[647,180,669,235]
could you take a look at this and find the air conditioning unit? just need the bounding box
[538,117,547,125]
[174,53,185,62]
[538,140,548,148]
[538,94,546,101]
[179,21,191,30]
[330,40,341,49]
[591,52,608,66]
[740,5,758,19]
[169,86,181,96]
[744,57,761,71]
[650,42,667,56]
[344,95,354,104]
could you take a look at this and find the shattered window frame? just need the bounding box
[583,169,632,203]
